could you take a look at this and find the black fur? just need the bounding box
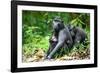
[46,17,73,59]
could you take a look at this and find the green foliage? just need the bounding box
[22,10,90,60]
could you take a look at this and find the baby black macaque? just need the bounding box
[68,25,86,45]
[46,17,73,59]
[45,33,58,59]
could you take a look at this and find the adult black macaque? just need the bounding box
[46,17,73,59]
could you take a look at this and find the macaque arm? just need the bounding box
[47,41,64,59]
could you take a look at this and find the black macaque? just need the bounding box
[45,33,58,58]
[46,17,73,59]
[52,17,65,33]
[68,25,86,45]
